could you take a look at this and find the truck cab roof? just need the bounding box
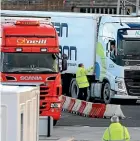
[1,19,59,52]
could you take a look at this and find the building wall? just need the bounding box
[1,0,70,11]
[65,0,139,7]
[67,0,139,14]
[1,0,139,13]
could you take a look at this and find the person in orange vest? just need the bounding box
[102,115,130,141]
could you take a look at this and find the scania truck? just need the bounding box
[1,10,140,104]
[0,14,67,125]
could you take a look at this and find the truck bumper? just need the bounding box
[40,108,61,120]
[111,91,140,100]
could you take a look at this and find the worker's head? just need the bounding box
[78,63,84,68]
[111,115,119,123]
[110,41,115,51]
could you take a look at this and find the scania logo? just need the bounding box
[20,76,43,81]
[17,38,47,45]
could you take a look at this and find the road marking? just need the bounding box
[83,126,90,128]
[133,128,140,130]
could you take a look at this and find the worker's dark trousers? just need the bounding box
[78,87,88,101]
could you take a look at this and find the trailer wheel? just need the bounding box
[103,82,112,104]
[70,79,79,98]
[53,120,57,126]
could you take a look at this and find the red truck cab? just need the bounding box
[1,19,67,125]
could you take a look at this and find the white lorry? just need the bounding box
[1,10,140,104]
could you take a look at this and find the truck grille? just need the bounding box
[124,70,140,96]
[124,70,140,79]
[39,83,50,115]
[40,84,49,100]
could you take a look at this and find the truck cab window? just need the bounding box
[110,40,116,62]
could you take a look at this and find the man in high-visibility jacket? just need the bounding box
[102,116,130,141]
[76,63,93,101]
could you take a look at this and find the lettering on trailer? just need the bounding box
[20,76,43,81]
[135,30,140,36]
[59,45,77,61]
[52,22,68,37]
[52,22,77,66]
[17,38,47,45]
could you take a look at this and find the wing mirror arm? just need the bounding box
[56,54,68,72]
[61,54,68,72]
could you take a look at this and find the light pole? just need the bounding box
[117,0,120,14]
[117,0,126,15]
[136,0,139,15]
[117,0,140,15]
[122,0,126,15]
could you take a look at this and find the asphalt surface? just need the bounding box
[40,127,140,141]
[39,101,140,141]
[57,102,140,127]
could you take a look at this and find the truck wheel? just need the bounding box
[70,79,79,98]
[53,120,57,126]
[103,82,112,104]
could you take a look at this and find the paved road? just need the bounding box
[39,102,140,141]
[40,126,140,141]
[57,103,140,127]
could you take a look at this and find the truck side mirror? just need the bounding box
[62,59,67,71]
[106,43,109,57]
[61,54,68,72]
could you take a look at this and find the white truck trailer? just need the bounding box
[1,10,140,104]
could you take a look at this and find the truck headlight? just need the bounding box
[51,103,61,108]
[115,78,127,93]
[118,81,124,89]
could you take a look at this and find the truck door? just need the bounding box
[106,40,116,70]
[106,40,116,74]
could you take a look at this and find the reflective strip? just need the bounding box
[103,127,127,141]
[77,81,88,85]
[108,127,111,140]
[103,139,127,141]
[123,126,125,140]
[76,75,86,78]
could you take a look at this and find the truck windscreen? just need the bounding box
[118,39,140,57]
[1,53,58,73]
[123,40,140,56]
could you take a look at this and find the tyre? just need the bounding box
[53,120,57,126]
[103,82,112,104]
[70,79,79,98]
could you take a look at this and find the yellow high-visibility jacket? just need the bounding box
[76,66,93,88]
[102,123,130,141]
